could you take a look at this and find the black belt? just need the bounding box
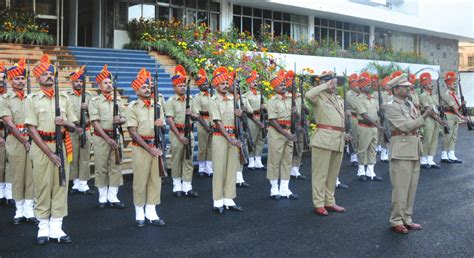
[40,134,65,142]
[212,128,236,135]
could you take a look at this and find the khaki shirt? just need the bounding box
[165,94,193,125]
[243,90,262,113]
[192,91,211,118]
[305,83,345,152]
[66,90,92,121]
[24,91,78,132]
[441,89,460,111]
[209,93,234,127]
[267,94,292,121]
[419,91,439,112]
[356,93,379,122]
[88,94,126,130]
[385,97,424,160]
[409,90,420,108]
[156,93,166,115]
[0,91,27,125]
[126,99,164,137]
[346,89,360,114]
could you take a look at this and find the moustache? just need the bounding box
[46,78,53,82]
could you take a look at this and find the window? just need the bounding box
[315,18,369,49]
[233,5,308,40]
[468,56,474,66]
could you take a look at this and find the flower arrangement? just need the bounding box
[0,7,54,45]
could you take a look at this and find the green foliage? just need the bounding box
[0,7,54,45]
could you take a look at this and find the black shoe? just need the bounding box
[149,219,166,226]
[5,199,15,207]
[173,191,183,197]
[358,175,367,182]
[208,173,213,178]
[26,217,39,225]
[429,164,441,169]
[257,166,267,170]
[184,190,199,198]
[109,202,126,209]
[236,182,250,188]
[351,161,358,167]
[450,159,463,164]
[98,202,107,209]
[283,193,299,200]
[0,197,5,206]
[36,236,49,245]
[247,167,256,171]
[381,159,389,163]
[213,206,225,214]
[441,159,454,163]
[198,172,206,178]
[270,195,281,200]
[13,217,24,225]
[336,183,349,189]
[420,164,431,169]
[69,189,80,195]
[136,220,145,228]
[51,235,72,244]
[225,204,244,212]
[369,176,383,182]
[83,189,95,195]
[291,174,306,180]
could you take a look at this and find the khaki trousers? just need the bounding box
[197,122,212,161]
[311,147,342,208]
[169,133,194,181]
[212,135,239,200]
[389,159,420,226]
[442,113,458,151]
[6,136,33,200]
[70,130,91,181]
[132,146,162,206]
[266,128,293,181]
[422,118,440,156]
[30,143,69,219]
[357,126,378,165]
[248,118,265,156]
[92,135,123,188]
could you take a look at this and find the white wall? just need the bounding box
[460,72,474,108]
[114,30,131,49]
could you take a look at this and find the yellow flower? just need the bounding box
[228,66,234,72]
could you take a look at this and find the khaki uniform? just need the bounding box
[355,94,379,166]
[346,89,361,163]
[88,94,125,188]
[419,92,440,157]
[385,97,424,227]
[209,93,239,206]
[290,92,305,168]
[0,119,9,199]
[66,91,92,186]
[165,95,195,192]
[305,83,345,208]
[243,90,265,158]
[126,99,163,206]
[236,94,253,184]
[441,90,460,152]
[192,91,213,174]
[410,90,420,109]
[24,91,78,219]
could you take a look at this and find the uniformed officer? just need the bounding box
[408,74,420,111]
[0,59,36,224]
[165,65,199,197]
[440,71,468,163]
[266,70,298,200]
[306,73,347,216]
[378,76,393,162]
[418,72,446,169]
[0,62,13,207]
[384,71,433,234]
[346,73,360,167]
[89,65,126,208]
[287,70,307,180]
[25,55,78,244]
[355,72,383,182]
[126,68,166,227]
[192,68,213,177]
[67,66,94,195]
[243,70,266,171]
[209,67,243,214]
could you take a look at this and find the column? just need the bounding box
[68,0,78,46]
[308,15,315,42]
[369,25,375,49]
[220,0,232,32]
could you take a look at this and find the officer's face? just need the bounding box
[216,81,228,94]
[38,71,54,87]
[174,83,186,96]
[372,81,379,90]
[138,84,151,98]
[71,79,82,90]
[250,81,257,89]
[198,83,209,91]
[99,78,113,94]
[424,82,433,91]
[446,81,456,90]
[11,75,25,90]
[274,83,286,94]
[394,85,410,98]
[361,85,371,93]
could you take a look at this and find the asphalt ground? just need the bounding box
[0,126,473,257]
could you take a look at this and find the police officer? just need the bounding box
[346,73,361,167]
[0,62,14,207]
[385,71,433,234]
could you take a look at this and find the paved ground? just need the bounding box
[0,126,473,257]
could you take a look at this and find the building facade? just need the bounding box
[3,0,473,72]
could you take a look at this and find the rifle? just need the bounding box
[290,67,299,157]
[26,60,31,95]
[259,82,267,139]
[238,84,255,153]
[342,70,356,154]
[152,71,168,177]
[376,74,391,143]
[458,73,473,131]
[184,76,193,160]
[54,66,67,186]
[233,79,249,165]
[298,75,310,151]
[436,71,450,134]
[112,73,123,164]
[79,69,88,148]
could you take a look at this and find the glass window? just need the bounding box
[328,20,335,28]
[118,2,128,25]
[36,0,56,15]
[314,18,320,26]
[157,5,170,21]
[128,4,141,21]
[186,0,196,8]
[336,21,343,29]
[282,22,290,36]
[263,10,272,19]
[233,16,241,32]
[274,21,282,36]
[186,9,196,25]
[328,29,335,41]
[344,22,350,30]
[253,18,262,39]
[171,0,184,6]
[344,31,350,49]
[253,8,262,17]
[314,27,320,42]
[350,23,357,31]
[243,6,252,16]
[172,7,185,21]
[157,0,170,3]
[210,13,219,31]
[336,30,342,47]
[197,11,208,25]
[283,13,291,21]
[364,34,369,45]
[209,2,219,11]
[142,4,155,20]
[273,11,281,20]
[242,17,252,34]
[197,0,207,9]
[233,4,241,15]
[321,27,328,41]
[321,19,328,27]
